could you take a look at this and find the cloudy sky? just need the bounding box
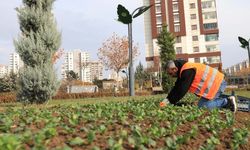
[1,0,250,76]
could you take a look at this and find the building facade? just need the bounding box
[61,50,90,82]
[0,53,23,77]
[9,53,23,74]
[224,60,250,75]
[143,0,221,72]
[61,50,103,82]
[89,61,103,81]
[223,60,250,85]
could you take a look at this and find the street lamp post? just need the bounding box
[128,23,134,96]
[238,36,250,85]
[117,4,152,96]
[247,41,250,65]
[122,69,129,89]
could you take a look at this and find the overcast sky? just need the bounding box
[1,0,250,75]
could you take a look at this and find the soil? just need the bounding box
[178,111,250,150]
[27,111,250,150]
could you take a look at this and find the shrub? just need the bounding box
[0,92,16,103]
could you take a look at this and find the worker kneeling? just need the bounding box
[160,60,237,113]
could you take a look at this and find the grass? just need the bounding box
[0,94,165,110]
[234,90,250,98]
[0,89,249,111]
[225,90,250,98]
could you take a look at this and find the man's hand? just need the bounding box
[159,98,169,107]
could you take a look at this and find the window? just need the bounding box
[192,36,198,41]
[194,58,200,63]
[157,26,162,34]
[203,23,217,30]
[242,62,247,69]
[235,64,240,72]
[176,36,182,43]
[155,0,161,3]
[174,14,180,22]
[191,14,196,19]
[190,3,196,9]
[173,3,179,11]
[191,25,197,30]
[205,34,218,41]
[206,45,217,52]
[203,12,217,19]
[156,15,162,24]
[174,24,180,32]
[201,1,214,9]
[155,5,161,13]
[176,47,182,54]
[207,56,220,64]
[193,47,199,52]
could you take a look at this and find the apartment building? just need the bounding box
[224,60,250,75]
[143,0,221,72]
[89,61,103,81]
[61,50,90,82]
[61,50,103,82]
[223,60,250,85]
[0,53,23,77]
[9,53,23,74]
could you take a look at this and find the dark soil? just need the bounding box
[43,111,250,150]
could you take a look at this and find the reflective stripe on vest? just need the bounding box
[203,69,218,97]
[195,65,209,94]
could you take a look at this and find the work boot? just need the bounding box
[225,96,237,113]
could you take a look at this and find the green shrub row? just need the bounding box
[0,91,151,103]
[52,91,151,100]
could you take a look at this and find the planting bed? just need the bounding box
[0,97,249,150]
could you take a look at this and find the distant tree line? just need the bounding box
[0,72,18,92]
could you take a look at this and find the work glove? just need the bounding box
[160,98,170,107]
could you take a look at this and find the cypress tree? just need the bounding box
[14,0,61,104]
[157,25,176,93]
[135,62,149,90]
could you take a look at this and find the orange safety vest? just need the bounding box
[180,62,224,100]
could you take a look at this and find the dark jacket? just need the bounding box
[167,60,196,105]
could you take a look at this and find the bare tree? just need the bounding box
[98,33,139,79]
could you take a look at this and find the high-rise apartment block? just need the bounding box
[9,53,23,74]
[143,0,221,71]
[0,53,23,77]
[61,50,103,82]
[61,50,90,82]
[89,61,103,81]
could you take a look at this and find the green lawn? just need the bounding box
[226,90,250,98]
[0,94,165,110]
[1,89,248,110]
